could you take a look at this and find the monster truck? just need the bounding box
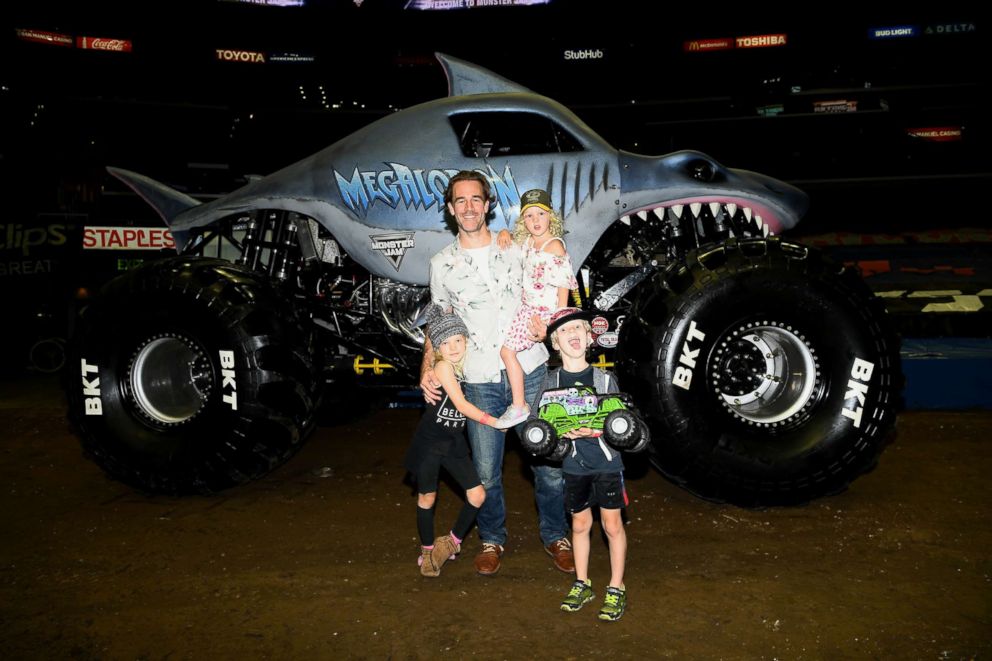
[66,54,900,505]
[520,387,650,462]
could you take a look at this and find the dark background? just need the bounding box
[3,3,987,218]
[1,1,988,368]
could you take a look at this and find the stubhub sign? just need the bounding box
[563,49,605,61]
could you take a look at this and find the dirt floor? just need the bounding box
[1,376,990,660]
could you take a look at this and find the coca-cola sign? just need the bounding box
[76,36,133,52]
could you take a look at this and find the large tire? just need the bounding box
[617,238,901,506]
[66,257,321,494]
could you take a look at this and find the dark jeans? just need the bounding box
[462,364,567,547]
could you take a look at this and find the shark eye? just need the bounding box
[689,160,715,182]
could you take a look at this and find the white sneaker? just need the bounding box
[493,404,530,429]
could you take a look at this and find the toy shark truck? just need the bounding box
[67,54,900,506]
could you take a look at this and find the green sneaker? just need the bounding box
[598,586,627,621]
[560,579,595,612]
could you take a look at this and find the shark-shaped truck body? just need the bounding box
[67,55,900,506]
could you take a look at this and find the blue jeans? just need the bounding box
[463,364,567,547]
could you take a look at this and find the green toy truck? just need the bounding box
[520,386,650,461]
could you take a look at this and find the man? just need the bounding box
[420,170,574,576]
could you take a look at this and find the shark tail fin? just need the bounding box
[107,166,200,226]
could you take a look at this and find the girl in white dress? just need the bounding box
[495,189,578,429]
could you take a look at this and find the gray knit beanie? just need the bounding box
[425,304,469,348]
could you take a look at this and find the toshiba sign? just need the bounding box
[735,34,787,48]
[83,227,176,251]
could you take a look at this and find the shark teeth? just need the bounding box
[620,202,776,236]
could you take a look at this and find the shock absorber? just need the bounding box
[240,211,263,271]
[273,214,299,281]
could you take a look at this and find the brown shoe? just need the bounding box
[546,538,575,573]
[474,542,504,576]
[428,534,460,576]
[419,546,439,578]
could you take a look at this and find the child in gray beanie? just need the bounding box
[406,305,501,577]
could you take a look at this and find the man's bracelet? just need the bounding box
[480,413,491,425]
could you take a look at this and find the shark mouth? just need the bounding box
[619,198,782,237]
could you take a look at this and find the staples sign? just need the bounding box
[83,227,176,251]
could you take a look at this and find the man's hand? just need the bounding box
[527,313,548,343]
[420,367,442,405]
[563,427,601,440]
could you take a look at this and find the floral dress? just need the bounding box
[504,236,578,351]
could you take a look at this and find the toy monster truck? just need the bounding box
[521,386,650,462]
[66,54,900,505]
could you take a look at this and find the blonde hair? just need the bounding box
[512,207,565,244]
[433,347,466,379]
[550,320,593,352]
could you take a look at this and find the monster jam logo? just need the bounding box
[370,231,416,271]
[334,163,520,217]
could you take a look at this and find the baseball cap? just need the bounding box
[547,307,594,337]
[519,189,552,215]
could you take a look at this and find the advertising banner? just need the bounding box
[76,36,133,52]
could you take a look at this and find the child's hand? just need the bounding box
[526,314,547,342]
[496,229,513,249]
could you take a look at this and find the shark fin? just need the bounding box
[436,52,531,96]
